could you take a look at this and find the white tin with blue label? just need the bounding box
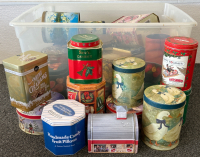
[41,100,86,155]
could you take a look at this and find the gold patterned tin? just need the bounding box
[3,51,51,112]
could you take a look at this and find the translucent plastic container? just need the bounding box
[9,2,197,96]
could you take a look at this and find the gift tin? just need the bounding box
[3,51,51,112]
[161,36,198,91]
[67,76,106,114]
[16,91,65,135]
[112,57,145,108]
[41,100,86,155]
[142,85,186,150]
[42,45,68,98]
[68,34,103,84]
[42,11,79,44]
[88,113,139,153]
[182,87,192,125]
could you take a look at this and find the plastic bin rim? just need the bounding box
[9,2,197,27]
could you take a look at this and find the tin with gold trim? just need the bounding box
[142,85,186,150]
[3,51,51,112]
[68,34,103,84]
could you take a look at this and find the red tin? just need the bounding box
[68,34,103,84]
[161,36,198,90]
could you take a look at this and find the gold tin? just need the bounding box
[3,51,51,111]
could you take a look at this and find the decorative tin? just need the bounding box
[67,76,106,114]
[112,57,145,108]
[42,45,68,98]
[161,36,198,91]
[88,113,139,153]
[68,34,103,84]
[3,51,51,112]
[142,85,186,150]
[182,87,192,125]
[41,100,86,155]
[42,11,79,44]
[16,91,65,135]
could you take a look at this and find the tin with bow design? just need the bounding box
[112,57,145,108]
[142,85,186,150]
[3,51,51,111]
[68,34,103,84]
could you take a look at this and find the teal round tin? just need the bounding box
[142,85,186,150]
[112,57,145,108]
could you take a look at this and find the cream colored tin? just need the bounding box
[142,85,186,150]
[112,57,145,108]
[3,51,51,111]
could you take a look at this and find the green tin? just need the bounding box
[182,87,192,125]
[112,57,145,108]
[68,34,103,84]
[142,85,186,150]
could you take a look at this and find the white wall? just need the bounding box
[0,1,200,63]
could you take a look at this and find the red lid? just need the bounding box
[165,36,198,50]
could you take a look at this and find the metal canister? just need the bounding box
[112,57,145,108]
[68,34,103,84]
[16,92,65,135]
[42,11,80,44]
[41,100,86,155]
[142,85,186,150]
[3,51,51,112]
[161,36,198,91]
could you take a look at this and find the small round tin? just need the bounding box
[16,92,65,135]
[68,34,103,84]
[161,36,198,91]
[142,85,186,150]
[112,57,145,108]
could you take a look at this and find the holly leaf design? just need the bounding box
[87,67,94,70]
[85,69,90,77]
[90,69,93,75]
[189,55,192,59]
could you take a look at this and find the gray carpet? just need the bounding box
[0,64,200,157]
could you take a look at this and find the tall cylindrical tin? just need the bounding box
[112,57,145,108]
[182,87,192,125]
[142,85,186,150]
[68,34,103,84]
[161,36,198,91]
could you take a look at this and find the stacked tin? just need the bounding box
[161,36,198,124]
[67,34,106,114]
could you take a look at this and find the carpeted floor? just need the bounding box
[0,64,200,157]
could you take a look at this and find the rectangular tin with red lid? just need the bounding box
[161,36,198,90]
[68,34,103,84]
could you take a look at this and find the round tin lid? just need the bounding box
[70,34,100,48]
[165,36,198,50]
[16,92,65,119]
[144,85,186,109]
[41,100,85,126]
[112,57,145,73]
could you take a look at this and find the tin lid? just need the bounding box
[144,85,186,109]
[70,34,100,48]
[16,92,65,119]
[165,36,198,50]
[41,100,85,126]
[112,57,145,73]
[3,51,48,72]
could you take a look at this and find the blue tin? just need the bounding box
[41,100,85,155]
